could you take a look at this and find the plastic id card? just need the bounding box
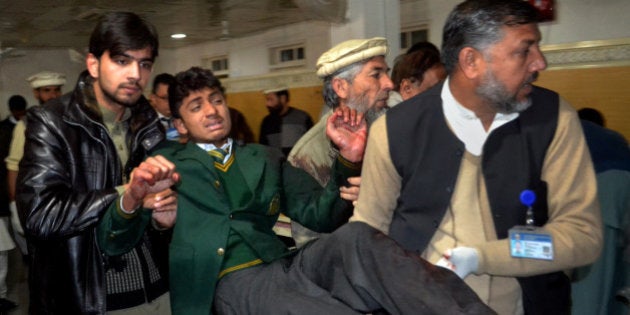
[509,226,554,260]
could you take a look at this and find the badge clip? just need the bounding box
[509,189,554,260]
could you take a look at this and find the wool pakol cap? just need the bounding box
[316,37,388,78]
[27,71,66,89]
[263,86,288,94]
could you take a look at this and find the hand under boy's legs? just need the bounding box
[297,222,495,315]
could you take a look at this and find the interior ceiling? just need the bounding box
[0,0,347,53]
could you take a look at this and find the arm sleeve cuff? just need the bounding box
[335,154,362,179]
[116,193,140,219]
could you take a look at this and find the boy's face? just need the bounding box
[174,86,231,147]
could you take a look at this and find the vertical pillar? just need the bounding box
[330,0,401,68]
[427,0,459,48]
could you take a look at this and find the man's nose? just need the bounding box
[381,73,394,91]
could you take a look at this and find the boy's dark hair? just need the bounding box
[152,73,175,94]
[169,67,225,119]
[578,107,605,127]
[8,95,27,111]
[89,12,159,60]
[406,41,440,55]
[391,44,442,92]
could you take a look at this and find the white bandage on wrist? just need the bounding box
[119,194,139,214]
[435,247,479,279]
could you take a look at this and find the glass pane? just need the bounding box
[212,60,221,70]
[410,30,428,46]
[400,32,408,49]
[297,47,304,60]
[280,49,293,62]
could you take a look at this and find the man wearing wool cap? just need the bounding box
[26,71,66,105]
[287,37,394,246]
[4,70,67,258]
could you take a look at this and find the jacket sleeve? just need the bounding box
[283,155,360,233]
[97,197,152,256]
[16,106,119,240]
[97,141,176,256]
[476,98,603,276]
[349,116,401,234]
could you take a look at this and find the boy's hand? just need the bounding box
[123,155,180,211]
[145,188,178,229]
[340,176,361,206]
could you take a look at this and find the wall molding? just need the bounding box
[222,38,630,91]
[223,69,320,93]
[542,38,630,70]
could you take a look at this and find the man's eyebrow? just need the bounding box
[111,52,154,62]
[371,65,389,72]
[521,38,538,46]
[184,95,203,107]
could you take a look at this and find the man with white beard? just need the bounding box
[287,37,393,246]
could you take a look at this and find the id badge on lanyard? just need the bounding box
[509,190,554,260]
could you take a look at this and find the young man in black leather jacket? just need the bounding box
[16,12,174,314]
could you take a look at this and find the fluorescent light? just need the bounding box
[171,33,187,39]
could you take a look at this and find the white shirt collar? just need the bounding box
[441,78,519,156]
[196,138,233,163]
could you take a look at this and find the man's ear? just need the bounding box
[149,93,157,107]
[332,77,349,99]
[457,47,484,80]
[86,53,99,78]
[173,118,187,135]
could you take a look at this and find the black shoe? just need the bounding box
[0,298,17,311]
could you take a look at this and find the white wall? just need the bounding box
[427,0,630,48]
[538,0,630,45]
[0,49,85,118]
[2,0,630,118]
[331,0,401,69]
[163,20,332,78]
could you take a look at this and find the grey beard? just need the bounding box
[477,71,532,114]
[345,93,369,114]
[345,93,387,126]
[365,107,387,126]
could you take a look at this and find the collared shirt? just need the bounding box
[99,104,132,166]
[197,138,234,164]
[157,113,180,141]
[441,78,519,156]
[158,113,173,129]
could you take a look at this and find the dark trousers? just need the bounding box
[214,222,494,315]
